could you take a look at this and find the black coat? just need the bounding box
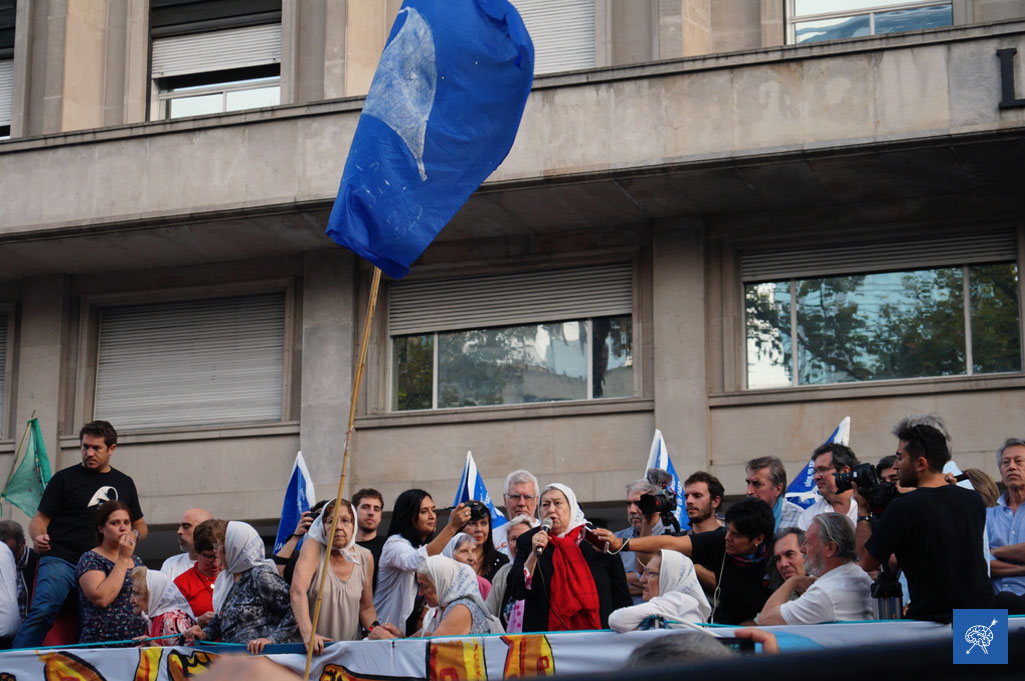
[506,526,631,632]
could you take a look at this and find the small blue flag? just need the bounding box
[786,416,850,509]
[326,0,535,279]
[645,429,688,531]
[453,451,507,528]
[274,451,317,554]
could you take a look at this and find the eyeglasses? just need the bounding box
[641,568,660,579]
[199,551,217,561]
[506,494,536,501]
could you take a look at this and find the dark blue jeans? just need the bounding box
[11,555,77,648]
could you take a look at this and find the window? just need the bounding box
[1,0,14,138]
[788,1,953,44]
[390,264,633,410]
[149,0,281,120]
[94,293,286,430]
[744,233,1022,388]
[510,0,595,75]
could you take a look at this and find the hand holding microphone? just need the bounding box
[533,517,553,556]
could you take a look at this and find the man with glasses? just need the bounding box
[615,479,663,604]
[176,518,225,626]
[796,444,859,531]
[161,508,213,580]
[492,470,540,557]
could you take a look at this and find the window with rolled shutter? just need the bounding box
[0,59,12,135]
[510,0,595,75]
[94,293,285,430]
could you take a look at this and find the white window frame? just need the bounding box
[76,280,296,433]
[740,230,1024,389]
[0,58,13,137]
[387,264,635,411]
[149,23,282,121]
[786,0,953,44]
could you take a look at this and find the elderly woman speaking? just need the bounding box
[507,483,631,632]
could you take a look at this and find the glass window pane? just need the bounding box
[874,5,952,35]
[225,85,280,112]
[593,315,633,398]
[168,93,223,119]
[795,0,901,15]
[794,15,871,43]
[393,334,433,410]
[970,263,1022,374]
[437,322,588,407]
[746,282,793,388]
[795,269,965,384]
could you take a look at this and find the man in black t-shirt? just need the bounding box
[353,488,386,592]
[12,420,145,648]
[855,421,993,623]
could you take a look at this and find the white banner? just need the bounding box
[1,621,1022,680]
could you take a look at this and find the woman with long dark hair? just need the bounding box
[462,503,509,583]
[372,490,469,634]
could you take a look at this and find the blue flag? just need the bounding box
[274,451,317,554]
[645,429,688,532]
[453,451,507,528]
[786,416,851,509]
[326,0,535,279]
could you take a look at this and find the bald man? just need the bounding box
[160,508,213,580]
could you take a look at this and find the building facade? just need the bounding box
[1,1,1024,550]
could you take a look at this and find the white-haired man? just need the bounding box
[757,513,873,625]
[492,470,540,557]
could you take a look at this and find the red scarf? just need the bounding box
[547,526,601,631]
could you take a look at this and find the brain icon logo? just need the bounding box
[964,619,998,654]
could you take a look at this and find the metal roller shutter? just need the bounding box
[389,263,632,335]
[0,59,12,126]
[94,293,285,430]
[511,0,595,75]
[151,23,281,79]
[740,230,1018,282]
[0,312,6,437]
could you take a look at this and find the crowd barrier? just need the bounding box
[1,618,1023,680]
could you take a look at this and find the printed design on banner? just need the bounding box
[134,647,164,681]
[319,665,419,681]
[167,649,218,681]
[501,635,555,677]
[428,639,486,681]
[38,651,105,681]
[952,608,1008,665]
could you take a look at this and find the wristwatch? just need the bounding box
[857,515,873,523]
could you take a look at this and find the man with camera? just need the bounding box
[854,422,993,623]
[797,444,859,531]
[615,479,663,603]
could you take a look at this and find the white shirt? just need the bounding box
[0,542,21,637]
[374,535,429,628]
[160,552,195,580]
[796,496,858,531]
[779,562,874,624]
[492,518,539,558]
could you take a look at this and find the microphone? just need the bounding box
[536,518,553,556]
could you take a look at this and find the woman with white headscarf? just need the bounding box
[289,499,377,655]
[188,521,298,653]
[607,549,711,631]
[369,555,503,639]
[130,566,196,645]
[442,532,492,600]
[507,483,631,632]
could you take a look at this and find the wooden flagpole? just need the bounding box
[303,266,382,681]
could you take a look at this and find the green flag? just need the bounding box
[1,418,53,517]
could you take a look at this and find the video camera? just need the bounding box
[834,463,899,515]
[638,468,680,534]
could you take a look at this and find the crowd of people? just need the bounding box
[1,413,1023,654]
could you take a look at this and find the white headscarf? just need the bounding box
[654,549,711,622]
[144,568,195,620]
[308,501,360,561]
[540,483,587,537]
[442,532,476,560]
[211,521,276,613]
[421,555,503,635]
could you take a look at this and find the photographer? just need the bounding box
[854,422,994,623]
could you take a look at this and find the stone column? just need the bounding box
[300,249,356,497]
[651,218,709,470]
